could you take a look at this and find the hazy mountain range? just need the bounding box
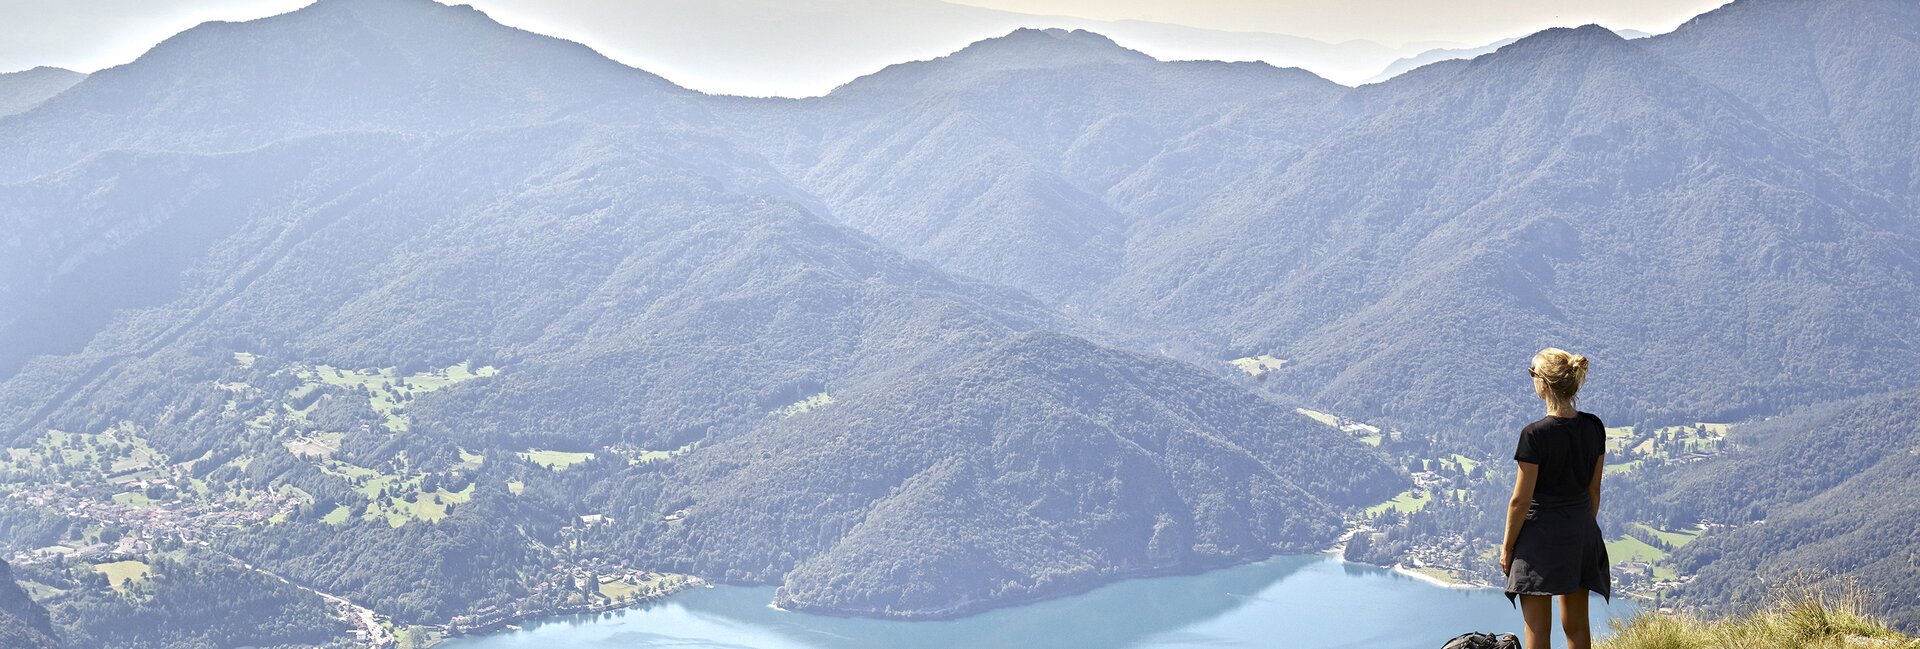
[454,0,1469,95]
[0,67,83,118]
[1,0,1917,642]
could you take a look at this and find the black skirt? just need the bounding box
[1504,502,1611,606]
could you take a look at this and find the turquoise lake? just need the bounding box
[441,554,1639,649]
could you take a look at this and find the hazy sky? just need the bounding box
[944,0,1729,46]
[0,0,1731,94]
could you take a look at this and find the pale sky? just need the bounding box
[0,0,1732,95]
[943,0,1730,47]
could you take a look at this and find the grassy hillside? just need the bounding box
[1604,596,1919,649]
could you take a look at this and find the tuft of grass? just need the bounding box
[1602,594,1918,649]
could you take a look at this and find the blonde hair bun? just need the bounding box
[1533,347,1590,400]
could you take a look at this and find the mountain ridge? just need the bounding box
[2,0,1919,639]
[0,0,691,183]
[0,66,83,118]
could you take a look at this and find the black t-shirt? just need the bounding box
[1513,411,1606,511]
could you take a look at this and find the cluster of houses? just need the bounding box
[4,481,295,566]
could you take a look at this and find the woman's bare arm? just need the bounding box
[1501,461,1539,575]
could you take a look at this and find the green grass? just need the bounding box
[507,480,525,495]
[1632,523,1702,548]
[1605,426,1638,453]
[775,392,834,417]
[1607,534,1667,563]
[1606,534,1675,580]
[233,352,257,368]
[111,491,162,507]
[1605,423,1732,471]
[628,441,698,465]
[1228,355,1287,377]
[596,572,694,602]
[323,461,381,481]
[352,473,399,499]
[94,560,150,592]
[320,458,478,527]
[397,625,444,649]
[1296,407,1340,428]
[1444,453,1480,473]
[1,426,167,478]
[1600,595,1918,649]
[1294,407,1383,445]
[1605,459,1643,475]
[320,505,351,525]
[287,382,321,402]
[519,449,594,470]
[283,432,344,457]
[306,362,500,433]
[1365,489,1432,516]
[18,580,68,601]
[365,484,476,527]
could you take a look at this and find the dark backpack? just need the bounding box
[1441,632,1520,649]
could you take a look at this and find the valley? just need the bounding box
[3,0,1919,644]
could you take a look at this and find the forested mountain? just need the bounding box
[743,11,1920,442]
[2,0,1919,642]
[1363,38,1516,83]
[721,28,1354,302]
[0,560,58,649]
[0,0,1395,636]
[450,0,1422,95]
[1645,0,1920,199]
[650,331,1401,617]
[0,0,696,184]
[1101,24,1917,434]
[0,67,82,118]
[1647,390,1920,630]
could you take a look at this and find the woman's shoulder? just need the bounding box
[1578,411,1605,427]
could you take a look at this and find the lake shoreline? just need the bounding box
[449,538,1505,646]
[1391,564,1491,590]
[438,553,1639,649]
[445,548,1508,647]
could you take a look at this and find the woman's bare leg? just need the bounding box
[1557,592,1591,649]
[1519,594,1554,649]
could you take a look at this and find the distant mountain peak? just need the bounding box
[1000,27,1125,48]
[307,0,450,10]
[948,27,1157,66]
[829,26,1154,96]
[0,66,86,118]
[10,66,81,76]
[1500,24,1630,52]
[1466,23,1634,72]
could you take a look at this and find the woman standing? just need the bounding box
[1501,348,1610,649]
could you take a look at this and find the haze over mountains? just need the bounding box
[0,67,83,118]
[401,0,1496,94]
[2,0,1918,643]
